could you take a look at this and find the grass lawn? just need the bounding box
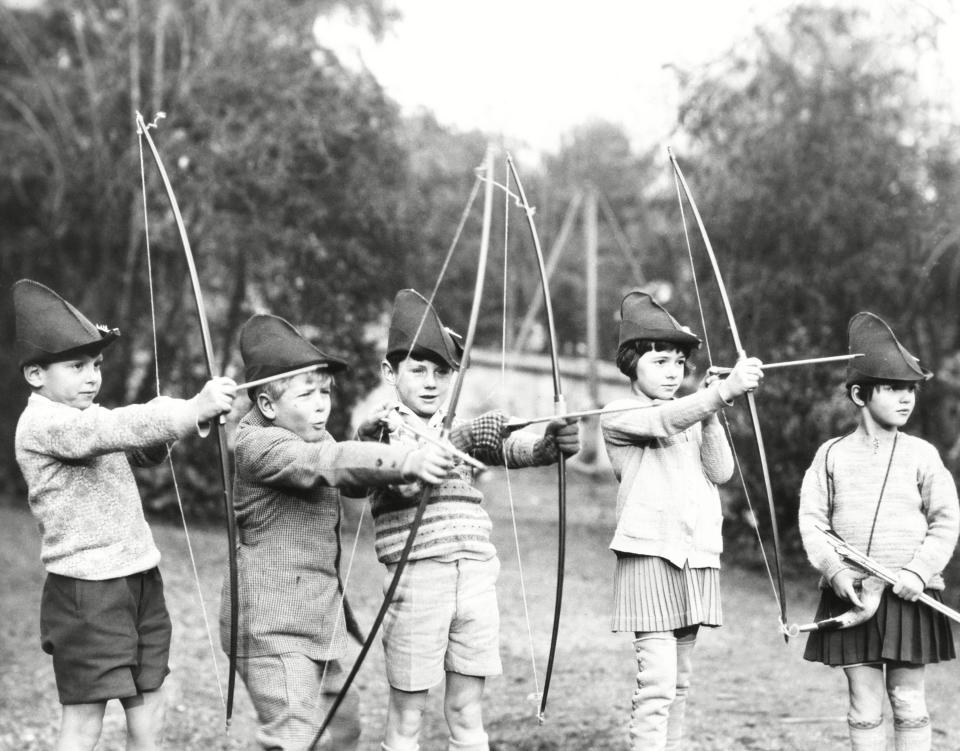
[1,465,958,749]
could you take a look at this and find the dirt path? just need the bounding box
[1,467,957,749]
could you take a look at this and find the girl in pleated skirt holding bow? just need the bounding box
[798,312,958,751]
[600,290,763,751]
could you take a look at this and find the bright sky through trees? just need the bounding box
[316,0,960,154]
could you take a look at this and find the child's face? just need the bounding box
[384,356,454,419]
[631,347,686,400]
[26,353,103,409]
[861,383,916,430]
[260,372,332,442]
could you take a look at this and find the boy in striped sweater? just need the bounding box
[356,289,580,751]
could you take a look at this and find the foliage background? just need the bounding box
[2,0,960,560]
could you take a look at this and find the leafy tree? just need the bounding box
[669,3,960,552]
[0,0,416,515]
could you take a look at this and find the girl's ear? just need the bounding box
[381,359,397,386]
[256,391,276,420]
[850,384,866,408]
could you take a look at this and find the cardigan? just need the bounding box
[600,382,734,569]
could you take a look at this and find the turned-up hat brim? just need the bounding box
[617,290,701,351]
[13,279,120,369]
[845,312,932,386]
[386,289,462,369]
[240,314,347,386]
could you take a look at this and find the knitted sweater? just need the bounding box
[15,392,199,579]
[600,382,734,568]
[221,408,418,658]
[798,430,960,591]
[367,405,559,564]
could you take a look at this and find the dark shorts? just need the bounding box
[40,567,172,705]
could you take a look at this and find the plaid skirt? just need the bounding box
[611,554,722,633]
[803,586,956,666]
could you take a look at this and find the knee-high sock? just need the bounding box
[630,634,678,751]
[848,717,885,751]
[447,732,489,751]
[665,636,695,751]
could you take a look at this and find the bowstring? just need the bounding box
[137,126,226,709]
[499,160,542,704]
[671,170,785,625]
[403,173,484,368]
[316,499,366,699]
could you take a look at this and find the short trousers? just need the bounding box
[381,556,502,691]
[238,653,358,751]
[40,567,171,705]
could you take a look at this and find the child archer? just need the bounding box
[13,279,237,751]
[219,313,453,750]
[599,290,762,751]
[798,312,958,751]
[356,289,580,751]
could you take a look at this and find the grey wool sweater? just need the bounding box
[15,392,199,579]
[798,430,960,591]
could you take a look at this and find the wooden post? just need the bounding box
[582,186,600,464]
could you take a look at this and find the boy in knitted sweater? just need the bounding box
[356,289,580,751]
[219,313,453,751]
[12,279,237,751]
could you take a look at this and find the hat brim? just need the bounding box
[19,330,120,369]
[618,327,702,350]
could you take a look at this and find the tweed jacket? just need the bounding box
[601,382,734,569]
[220,407,417,660]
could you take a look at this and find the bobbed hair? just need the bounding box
[616,339,697,381]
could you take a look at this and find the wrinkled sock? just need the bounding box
[381,742,419,751]
[447,732,489,751]
[848,717,885,751]
[629,634,678,751]
[893,717,930,751]
[665,636,695,751]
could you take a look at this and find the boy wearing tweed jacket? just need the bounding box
[219,314,453,751]
[356,289,580,751]
[12,279,237,751]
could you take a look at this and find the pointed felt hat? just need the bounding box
[13,279,120,369]
[386,289,462,369]
[845,312,932,386]
[617,290,701,351]
[240,314,348,386]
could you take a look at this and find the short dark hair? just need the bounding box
[616,339,696,380]
[846,379,919,403]
[385,347,457,371]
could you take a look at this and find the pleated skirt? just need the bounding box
[803,587,956,666]
[611,554,722,633]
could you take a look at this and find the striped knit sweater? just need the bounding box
[15,392,199,579]
[798,430,960,591]
[367,405,559,564]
